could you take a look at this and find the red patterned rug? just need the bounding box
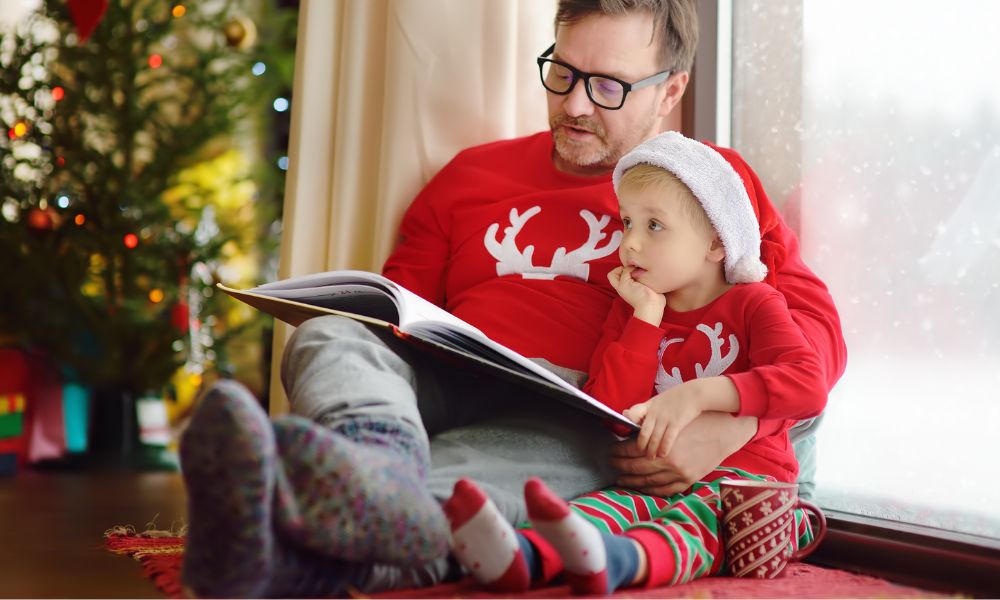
[105,528,946,598]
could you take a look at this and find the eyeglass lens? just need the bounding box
[540,61,625,109]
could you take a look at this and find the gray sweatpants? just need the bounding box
[280,315,619,590]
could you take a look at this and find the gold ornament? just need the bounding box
[222,15,257,49]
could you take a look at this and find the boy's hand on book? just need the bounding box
[624,386,702,459]
[609,413,757,496]
[608,266,666,326]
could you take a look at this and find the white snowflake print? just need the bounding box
[760,501,773,515]
[741,512,755,526]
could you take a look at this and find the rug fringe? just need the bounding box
[104,516,188,541]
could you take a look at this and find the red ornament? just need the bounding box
[148,54,163,69]
[171,303,190,333]
[26,208,55,231]
[123,233,139,248]
[51,87,65,101]
[67,0,109,43]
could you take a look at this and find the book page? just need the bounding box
[218,286,395,329]
[251,269,484,337]
[249,284,400,324]
[392,285,485,338]
[254,270,396,294]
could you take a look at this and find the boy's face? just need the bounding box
[618,179,719,295]
[547,13,687,176]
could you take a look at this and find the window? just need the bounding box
[729,0,1000,540]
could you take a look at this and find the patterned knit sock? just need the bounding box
[443,479,533,593]
[179,380,278,598]
[525,477,639,595]
[264,538,367,598]
[272,414,449,565]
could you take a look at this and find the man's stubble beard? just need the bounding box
[550,110,658,171]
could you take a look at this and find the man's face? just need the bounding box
[547,13,686,176]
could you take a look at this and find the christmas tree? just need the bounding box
[0,1,289,421]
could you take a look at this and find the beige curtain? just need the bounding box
[270,0,557,414]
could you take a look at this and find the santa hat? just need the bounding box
[612,131,782,285]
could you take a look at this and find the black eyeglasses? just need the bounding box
[536,44,672,110]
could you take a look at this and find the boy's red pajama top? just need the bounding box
[584,285,828,483]
[382,131,846,435]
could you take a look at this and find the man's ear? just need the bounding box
[707,236,726,263]
[658,71,689,118]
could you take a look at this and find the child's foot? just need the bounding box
[179,380,277,598]
[526,477,639,595]
[272,415,449,565]
[443,479,531,593]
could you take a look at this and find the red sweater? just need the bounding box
[583,285,827,481]
[382,132,847,437]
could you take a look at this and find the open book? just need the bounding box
[219,270,637,432]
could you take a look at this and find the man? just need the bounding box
[180,1,846,596]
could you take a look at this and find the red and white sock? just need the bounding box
[442,479,530,593]
[525,477,608,595]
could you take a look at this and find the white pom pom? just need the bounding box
[728,255,768,284]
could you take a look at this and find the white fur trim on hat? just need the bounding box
[612,131,767,284]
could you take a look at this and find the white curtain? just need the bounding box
[270,0,556,413]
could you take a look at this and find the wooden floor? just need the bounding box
[0,468,187,598]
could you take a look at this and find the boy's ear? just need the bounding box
[707,236,726,262]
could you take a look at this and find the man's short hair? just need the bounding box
[554,0,699,74]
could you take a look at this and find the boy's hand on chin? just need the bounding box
[608,266,665,325]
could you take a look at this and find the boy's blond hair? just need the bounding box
[617,163,715,236]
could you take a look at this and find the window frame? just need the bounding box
[808,510,1000,597]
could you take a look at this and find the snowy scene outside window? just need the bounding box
[732,0,1000,538]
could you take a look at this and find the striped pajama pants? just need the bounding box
[532,467,816,588]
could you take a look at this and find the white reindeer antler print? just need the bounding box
[483,208,622,281]
[653,323,740,392]
[484,206,541,277]
[694,322,739,377]
[548,210,623,281]
[654,337,686,392]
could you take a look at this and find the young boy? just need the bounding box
[442,131,829,594]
